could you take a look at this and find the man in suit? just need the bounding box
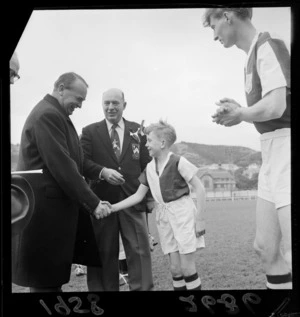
[81,88,154,291]
[12,72,110,293]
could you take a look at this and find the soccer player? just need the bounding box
[203,8,291,289]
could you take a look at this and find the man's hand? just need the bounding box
[101,168,125,186]
[93,201,112,219]
[212,98,243,126]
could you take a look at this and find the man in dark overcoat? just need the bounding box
[81,88,154,291]
[12,72,110,292]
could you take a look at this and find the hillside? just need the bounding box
[171,142,262,167]
[11,142,262,171]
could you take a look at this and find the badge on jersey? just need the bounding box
[132,143,140,160]
[245,72,253,94]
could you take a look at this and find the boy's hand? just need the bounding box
[195,220,205,237]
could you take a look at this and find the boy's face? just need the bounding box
[209,13,236,48]
[146,131,163,157]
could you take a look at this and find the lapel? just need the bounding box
[119,119,132,162]
[96,120,119,164]
[45,94,79,141]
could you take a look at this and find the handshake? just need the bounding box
[93,200,115,220]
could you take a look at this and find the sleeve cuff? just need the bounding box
[99,168,106,180]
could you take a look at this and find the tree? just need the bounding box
[234,168,258,190]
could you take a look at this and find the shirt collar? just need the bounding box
[105,118,125,131]
[44,94,69,117]
[244,30,261,69]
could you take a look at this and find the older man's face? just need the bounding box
[60,79,87,116]
[102,89,126,124]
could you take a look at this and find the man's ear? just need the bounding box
[58,84,65,95]
[223,11,231,24]
[123,101,127,110]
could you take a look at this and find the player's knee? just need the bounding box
[180,260,197,277]
[170,263,182,277]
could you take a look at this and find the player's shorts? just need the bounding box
[154,195,205,255]
[258,128,290,209]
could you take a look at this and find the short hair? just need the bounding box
[202,8,253,27]
[145,120,177,147]
[54,72,89,90]
[102,88,125,102]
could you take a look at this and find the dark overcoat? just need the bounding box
[80,119,154,291]
[12,94,102,288]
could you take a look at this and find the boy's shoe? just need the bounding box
[149,234,158,251]
[119,273,129,286]
[75,265,85,276]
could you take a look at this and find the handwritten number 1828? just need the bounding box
[39,294,104,315]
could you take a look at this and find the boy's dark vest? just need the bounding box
[158,154,190,203]
[245,32,290,134]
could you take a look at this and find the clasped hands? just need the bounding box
[211,97,242,127]
[93,201,115,220]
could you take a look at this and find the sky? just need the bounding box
[10,7,291,151]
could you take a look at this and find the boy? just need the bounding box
[111,120,206,291]
[203,8,291,289]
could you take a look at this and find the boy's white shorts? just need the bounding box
[155,195,205,255]
[258,128,291,209]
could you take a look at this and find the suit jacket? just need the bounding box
[12,94,102,288]
[81,118,150,207]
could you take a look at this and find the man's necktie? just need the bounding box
[111,124,121,160]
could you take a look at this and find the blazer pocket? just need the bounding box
[45,186,67,199]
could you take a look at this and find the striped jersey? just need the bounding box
[244,31,290,134]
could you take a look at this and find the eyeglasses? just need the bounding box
[10,69,20,83]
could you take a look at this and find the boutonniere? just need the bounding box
[129,120,145,144]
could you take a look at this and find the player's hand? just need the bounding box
[195,220,206,237]
[212,98,242,126]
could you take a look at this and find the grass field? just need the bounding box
[12,199,266,292]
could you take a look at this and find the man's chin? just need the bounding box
[107,116,118,123]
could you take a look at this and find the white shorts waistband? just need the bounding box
[260,128,290,141]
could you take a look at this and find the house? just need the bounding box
[220,163,239,171]
[207,163,239,171]
[197,167,236,191]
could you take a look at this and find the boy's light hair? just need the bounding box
[145,120,177,147]
[202,8,252,27]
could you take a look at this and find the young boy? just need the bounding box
[111,120,206,291]
[203,8,291,289]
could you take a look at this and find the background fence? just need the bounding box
[192,190,257,201]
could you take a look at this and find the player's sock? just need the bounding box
[172,275,187,291]
[266,273,292,289]
[184,272,201,290]
[119,259,128,275]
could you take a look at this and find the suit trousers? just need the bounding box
[87,205,154,291]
